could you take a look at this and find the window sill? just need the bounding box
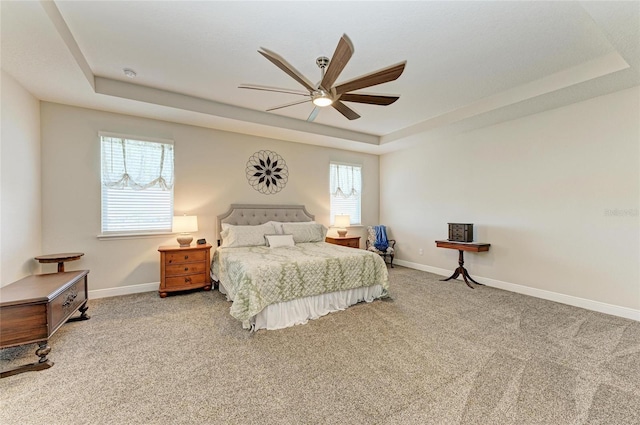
[97,232,174,241]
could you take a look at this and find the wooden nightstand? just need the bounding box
[158,244,212,298]
[325,236,361,249]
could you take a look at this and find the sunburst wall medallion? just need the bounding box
[246,150,289,195]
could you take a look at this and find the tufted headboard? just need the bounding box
[216,204,315,244]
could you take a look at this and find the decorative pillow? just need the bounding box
[264,234,295,248]
[266,221,285,235]
[220,222,276,247]
[281,223,326,243]
[269,221,316,235]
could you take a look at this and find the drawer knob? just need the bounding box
[185,277,192,283]
[184,255,189,260]
[184,267,189,271]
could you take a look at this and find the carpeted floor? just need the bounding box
[1,266,639,425]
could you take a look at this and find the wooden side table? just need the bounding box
[435,240,490,289]
[158,244,212,298]
[35,253,84,272]
[325,235,361,248]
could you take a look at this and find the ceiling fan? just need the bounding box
[239,34,406,122]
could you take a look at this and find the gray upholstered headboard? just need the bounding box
[217,204,315,243]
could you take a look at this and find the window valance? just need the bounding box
[101,134,174,190]
[330,163,361,199]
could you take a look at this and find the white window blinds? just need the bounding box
[100,133,174,234]
[330,162,362,225]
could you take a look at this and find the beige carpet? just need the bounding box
[1,266,639,425]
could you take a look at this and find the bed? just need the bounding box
[211,204,389,330]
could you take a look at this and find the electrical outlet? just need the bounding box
[418,248,423,255]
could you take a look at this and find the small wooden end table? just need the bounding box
[35,253,84,272]
[435,240,490,289]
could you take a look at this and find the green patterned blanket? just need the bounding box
[212,242,389,323]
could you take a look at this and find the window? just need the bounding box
[100,133,174,235]
[330,162,362,225]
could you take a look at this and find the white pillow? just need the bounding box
[281,223,326,243]
[220,222,276,247]
[269,221,316,235]
[265,221,284,235]
[265,234,295,248]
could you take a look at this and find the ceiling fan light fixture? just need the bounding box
[312,91,333,107]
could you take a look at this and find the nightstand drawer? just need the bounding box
[165,273,209,289]
[325,236,360,249]
[165,262,207,277]
[343,239,359,248]
[165,250,207,265]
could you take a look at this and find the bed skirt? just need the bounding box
[217,280,385,331]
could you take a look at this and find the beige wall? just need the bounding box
[381,86,640,311]
[0,71,42,285]
[40,102,379,292]
[8,80,638,315]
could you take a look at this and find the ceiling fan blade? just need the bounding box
[258,48,316,92]
[320,34,354,91]
[332,100,360,120]
[339,93,399,106]
[334,61,406,95]
[238,83,310,96]
[307,106,320,122]
[266,99,311,112]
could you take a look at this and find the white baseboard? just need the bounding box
[394,259,640,322]
[89,282,158,299]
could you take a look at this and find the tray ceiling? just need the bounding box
[2,1,638,154]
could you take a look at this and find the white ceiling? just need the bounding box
[2,1,639,154]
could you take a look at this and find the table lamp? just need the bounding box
[334,214,351,237]
[173,215,198,247]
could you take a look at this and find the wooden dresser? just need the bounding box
[0,270,90,378]
[325,235,361,249]
[158,244,212,298]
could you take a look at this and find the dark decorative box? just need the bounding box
[448,223,473,242]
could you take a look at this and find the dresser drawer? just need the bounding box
[165,250,207,265]
[164,273,209,290]
[165,262,207,277]
[50,277,87,333]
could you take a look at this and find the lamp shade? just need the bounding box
[334,215,351,228]
[172,215,198,233]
